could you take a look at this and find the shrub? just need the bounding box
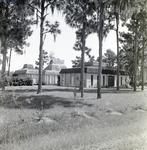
[0,91,19,108]
[7,77,33,86]
[26,77,33,86]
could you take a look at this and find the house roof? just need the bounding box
[60,67,127,75]
[14,69,27,74]
[23,64,34,69]
[44,64,66,71]
[14,68,38,75]
[43,70,59,75]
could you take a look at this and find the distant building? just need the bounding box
[43,58,66,85]
[14,64,39,84]
[59,66,129,88]
[13,58,66,85]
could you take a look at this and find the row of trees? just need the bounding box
[119,2,147,91]
[72,48,117,70]
[1,0,147,99]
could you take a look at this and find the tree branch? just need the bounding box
[43,13,49,20]
[28,4,41,14]
[36,13,41,19]
[44,3,50,10]
[43,31,50,35]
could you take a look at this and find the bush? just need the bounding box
[26,77,33,86]
[7,77,33,86]
[137,80,147,87]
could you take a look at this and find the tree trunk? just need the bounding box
[134,26,137,91]
[80,19,86,98]
[1,4,8,91]
[97,2,104,99]
[1,40,7,91]
[141,37,145,91]
[7,48,12,77]
[37,0,45,94]
[116,13,120,90]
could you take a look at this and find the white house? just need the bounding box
[13,58,66,85]
[59,66,129,88]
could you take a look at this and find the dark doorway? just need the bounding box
[91,75,93,86]
[108,76,114,87]
[103,76,105,86]
[57,75,60,86]
[121,77,123,85]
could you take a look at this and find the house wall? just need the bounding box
[71,73,74,86]
[60,72,130,88]
[60,73,87,87]
[86,74,99,88]
[65,73,70,86]
[113,75,130,87]
[29,74,38,84]
[74,73,81,87]
[43,70,59,85]
[43,74,58,85]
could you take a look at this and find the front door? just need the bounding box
[108,76,114,87]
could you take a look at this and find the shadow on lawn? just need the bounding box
[7,88,136,94]
[5,95,93,109]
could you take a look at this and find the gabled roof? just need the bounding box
[44,64,66,71]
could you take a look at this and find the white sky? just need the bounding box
[9,10,119,72]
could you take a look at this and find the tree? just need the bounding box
[119,32,136,86]
[138,8,147,91]
[119,4,147,90]
[71,56,81,68]
[111,0,132,91]
[72,37,94,68]
[29,0,61,94]
[63,0,96,97]
[94,0,114,99]
[0,0,33,91]
[35,50,49,69]
[97,0,104,99]
[103,49,116,69]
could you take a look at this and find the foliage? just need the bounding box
[119,5,147,83]
[28,0,61,94]
[0,0,34,91]
[63,0,97,97]
[72,38,94,68]
[0,90,20,107]
[6,77,33,86]
[103,49,117,69]
[71,56,81,68]
[35,50,49,69]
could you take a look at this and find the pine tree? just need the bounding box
[29,0,61,94]
[0,0,34,91]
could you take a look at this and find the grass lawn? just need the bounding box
[0,86,147,150]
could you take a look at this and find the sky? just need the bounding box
[9,10,119,72]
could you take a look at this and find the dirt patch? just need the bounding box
[71,110,96,120]
[106,109,123,115]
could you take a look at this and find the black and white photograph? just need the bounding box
[0,0,147,149]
